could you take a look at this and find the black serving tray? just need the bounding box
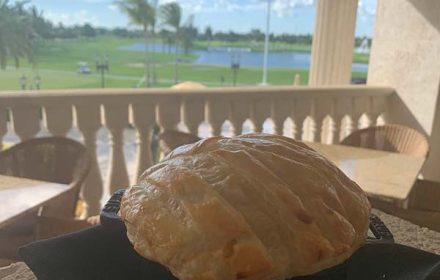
[19,190,439,280]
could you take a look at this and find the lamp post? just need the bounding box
[34,74,41,90]
[174,57,181,85]
[262,0,272,85]
[19,74,27,90]
[96,54,109,88]
[231,52,241,86]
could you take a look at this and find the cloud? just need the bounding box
[156,0,314,17]
[45,9,99,26]
[163,0,211,13]
[357,0,377,23]
[107,4,117,11]
[81,0,110,3]
[272,0,315,17]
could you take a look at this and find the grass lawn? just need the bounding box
[353,52,370,63]
[0,36,367,90]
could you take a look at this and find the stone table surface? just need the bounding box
[306,142,425,203]
[1,209,438,279]
[0,175,71,228]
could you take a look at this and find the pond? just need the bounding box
[119,43,368,72]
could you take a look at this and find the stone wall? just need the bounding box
[368,0,440,181]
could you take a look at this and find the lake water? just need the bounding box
[120,43,368,72]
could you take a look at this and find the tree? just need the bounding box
[250,29,264,41]
[0,0,37,69]
[180,15,197,55]
[81,23,96,38]
[115,0,155,87]
[159,2,196,80]
[149,0,159,85]
[149,0,159,33]
[160,2,182,84]
[159,29,173,53]
[204,26,213,41]
[160,2,181,33]
[113,27,129,37]
[95,27,108,36]
[30,6,54,39]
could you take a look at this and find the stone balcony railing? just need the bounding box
[0,85,394,215]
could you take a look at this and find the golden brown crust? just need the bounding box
[121,134,371,280]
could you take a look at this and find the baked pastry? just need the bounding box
[121,134,371,280]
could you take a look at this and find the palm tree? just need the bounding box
[159,29,173,53]
[30,6,53,39]
[115,0,155,87]
[180,15,196,55]
[149,0,159,85]
[160,2,182,84]
[204,26,213,43]
[160,2,181,32]
[0,0,37,69]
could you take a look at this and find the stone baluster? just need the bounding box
[370,96,388,126]
[38,105,74,218]
[342,99,355,137]
[310,98,330,143]
[131,102,156,182]
[11,106,40,140]
[44,105,73,136]
[206,98,228,136]
[157,98,181,132]
[293,98,312,141]
[352,97,370,130]
[229,99,249,136]
[103,103,130,193]
[251,98,271,133]
[0,107,7,151]
[182,98,205,135]
[362,97,373,129]
[271,98,293,136]
[156,98,181,161]
[75,104,103,216]
[331,98,351,144]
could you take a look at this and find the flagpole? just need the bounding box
[262,0,271,85]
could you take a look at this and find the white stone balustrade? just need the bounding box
[0,86,393,215]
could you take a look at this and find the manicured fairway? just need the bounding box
[0,36,367,90]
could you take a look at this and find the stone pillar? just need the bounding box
[368,0,440,181]
[309,0,359,85]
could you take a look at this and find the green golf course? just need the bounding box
[0,36,368,90]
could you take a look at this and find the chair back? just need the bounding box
[0,137,91,218]
[159,130,201,155]
[340,124,429,157]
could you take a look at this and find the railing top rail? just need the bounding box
[0,85,395,107]
[0,85,395,97]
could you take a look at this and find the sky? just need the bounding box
[26,0,377,37]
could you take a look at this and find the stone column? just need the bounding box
[309,0,359,85]
[368,0,440,181]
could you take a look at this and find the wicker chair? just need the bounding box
[0,137,91,260]
[159,130,201,155]
[340,124,429,158]
[0,137,91,218]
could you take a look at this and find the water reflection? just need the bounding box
[119,43,368,72]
